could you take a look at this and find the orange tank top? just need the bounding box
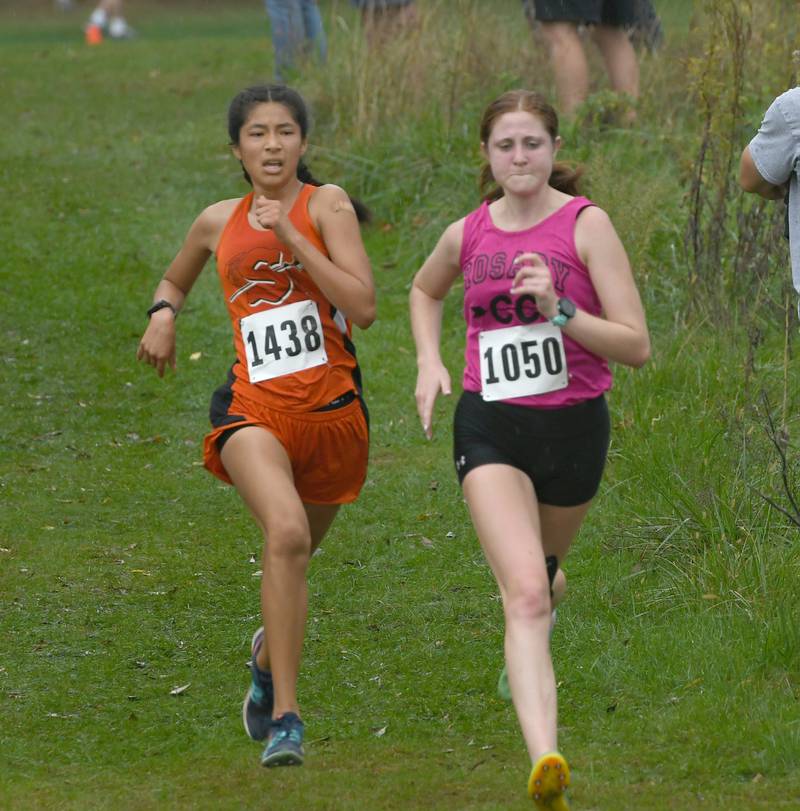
[215,185,360,412]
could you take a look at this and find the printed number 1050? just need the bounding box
[483,337,564,384]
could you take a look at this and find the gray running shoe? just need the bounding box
[261,712,305,767]
[242,627,274,741]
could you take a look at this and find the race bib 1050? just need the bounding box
[241,300,327,384]
[479,322,568,402]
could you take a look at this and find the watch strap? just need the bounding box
[147,299,177,319]
[550,297,575,327]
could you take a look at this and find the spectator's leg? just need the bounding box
[98,0,123,14]
[265,0,303,81]
[592,23,639,103]
[361,2,417,47]
[538,21,590,117]
[300,0,327,63]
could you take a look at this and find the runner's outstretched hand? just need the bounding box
[137,309,176,377]
[415,361,451,440]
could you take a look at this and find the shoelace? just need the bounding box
[269,719,302,748]
[269,730,287,748]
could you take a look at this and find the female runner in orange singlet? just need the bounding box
[137,84,375,768]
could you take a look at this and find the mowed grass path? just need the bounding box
[2,2,799,808]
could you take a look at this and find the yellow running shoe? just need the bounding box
[528,751,570,810]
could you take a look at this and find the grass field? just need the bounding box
[2,1,800,808]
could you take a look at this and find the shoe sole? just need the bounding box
[528,751,570,809]
[242,687,271,742]
[261,749,304,768]
[251,626,264,658]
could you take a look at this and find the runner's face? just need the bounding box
[233,102,307,189]
[482,111,560,197]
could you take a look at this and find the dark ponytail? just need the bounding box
[228,84,371,223]
[296,161,371,224]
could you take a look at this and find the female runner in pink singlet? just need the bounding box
[410,89,649,809]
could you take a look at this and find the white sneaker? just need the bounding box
[108,17,135,39]
[88,8,107,28]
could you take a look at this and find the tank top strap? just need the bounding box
[231,191,254,223]
[289,183,327,250]
[460,201,491,267]
[557,196,595,262]
[292,183,319,226]
[216,192,253,257]
[293,182,318,216]
[560,195,595,225]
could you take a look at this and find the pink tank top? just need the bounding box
[460,196,612,408]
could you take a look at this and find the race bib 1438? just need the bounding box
[479,322,568,402]
[241,300,327,384]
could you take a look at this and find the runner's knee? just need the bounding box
[503,579,552,625]
[264,516,311,560]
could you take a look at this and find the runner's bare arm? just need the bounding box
[278,185,376,329]
[562,207,650,367]
[410,220,464,438]
[158,200,237,306]
[137,200,235,376]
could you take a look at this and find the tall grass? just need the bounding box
[683,0,797,311]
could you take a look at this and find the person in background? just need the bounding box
[351,0,417,46]
[522,1,639,120]
[523,0,663,54]
[629,0,663,53]
[86,0,134,39]
[740,88,800,314]
[265,0,327,82]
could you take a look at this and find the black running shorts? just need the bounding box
[531,0,638,26]
[453,390,610,507]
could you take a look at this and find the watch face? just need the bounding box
[558,298,576,318]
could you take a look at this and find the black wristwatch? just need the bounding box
[549,297,576,327]
[146,299,177,319]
